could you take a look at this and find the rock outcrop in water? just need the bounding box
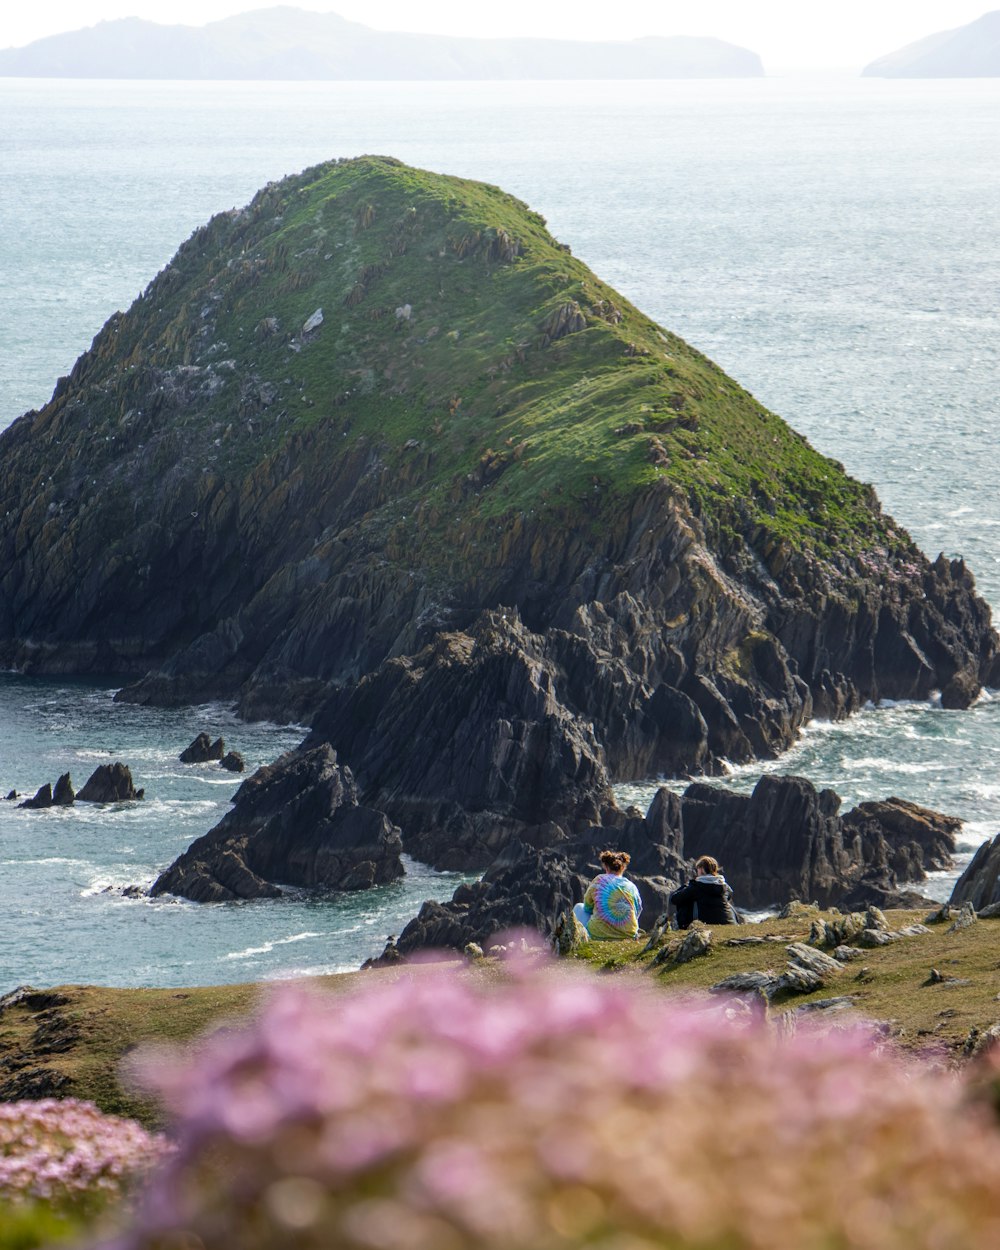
[681,777,959,911]
[151,745,403,902]
[0,156,995,878]
[179,733,225,763]
[76,764,143,803]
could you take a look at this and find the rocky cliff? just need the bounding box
[150,745,403,902]
[1,156,997,861]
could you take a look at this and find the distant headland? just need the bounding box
[0,6,765,80]
[862,9,1000,77]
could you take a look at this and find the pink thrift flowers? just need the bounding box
[109,963,1000,1250]
[0,1098,164,1209]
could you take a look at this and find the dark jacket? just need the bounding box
[670,874,738,928]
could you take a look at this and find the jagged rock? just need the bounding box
[786,942,843,978]
[52,773,75,806]
[833,945,865,962]
[789,997,856,1014]
[680,776,958,910]
[840,797,958,879]
[77,763,143,802]
[361,937,405,969]
[924,903,955,924]
[463,942,485,961]
[857,928,897,948]
[391,781,690,958]
[301,308,324,335]
[0,157,994,857]
[963,1023,1000,1057]
[864,906,890,932]
[777,900,821,919]
[308,611,621,871]
[396,842,584,956]
[809,913,866,948]
[950,833,1000,911]
[19,784,53,810]
[947,901,978,933]
[672,925,713,965]
[773,965,825,995]
[0,1067,71,1101]
[4,790,16,800]
[220,751,245,773]
[640,914,672,953]
[552,909,589,956]
[925,968,970,986]
[710,971,775,995]
[151,745,403,903]
[978,901,1000,919]
[180,733,225,763]
[896,923,932,938]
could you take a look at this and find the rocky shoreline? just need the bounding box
[2,157,998,957]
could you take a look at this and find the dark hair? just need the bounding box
[695,855,720,876]
[599,850,630,873]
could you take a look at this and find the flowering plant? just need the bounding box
[103,954,1000,1250]
[0,1097,164,1230]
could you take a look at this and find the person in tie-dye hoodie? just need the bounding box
[573,849,643,940]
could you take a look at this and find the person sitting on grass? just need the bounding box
[573,849,643,940]
[670,855,739,929]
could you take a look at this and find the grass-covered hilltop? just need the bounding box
[0,156,996,847]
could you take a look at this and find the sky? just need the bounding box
[1,1,995,70]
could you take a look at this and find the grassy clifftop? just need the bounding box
[3,909,998,1128]
[51,154,892,563]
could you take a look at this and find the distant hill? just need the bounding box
[0,6,764,80]
[863,10,1000,77]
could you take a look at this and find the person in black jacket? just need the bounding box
[670,855,739,928]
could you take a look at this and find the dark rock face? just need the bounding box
[19,784,53,810]
[950,834,1000,911]
[151,745,404,902]
[392,787,689,956]
[180,733,225,763]
[220,750,245,773]
[52,773,75,806]
[307,611,621,871]
[396,842,587,956]
[17,773,75,808]
[681,775,958,910]
[0,160,995,841]
[77,763,143,802]
[387,774,960,959]
[840,797,958,880]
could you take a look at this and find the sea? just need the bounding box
[1,75,999,988]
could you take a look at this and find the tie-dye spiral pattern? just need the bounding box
[587,873,642,936]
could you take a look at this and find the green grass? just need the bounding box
[41,155,909,579]
[573,910,1000,1051]
[3,911,999,1130]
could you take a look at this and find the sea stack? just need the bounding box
[0,156,996,855]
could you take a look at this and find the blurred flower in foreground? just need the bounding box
[109,958,1000,1250]
[0,1098,164,1210]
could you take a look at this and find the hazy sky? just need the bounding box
[3,2,995,69]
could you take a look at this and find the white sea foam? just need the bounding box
[221,931,323,961]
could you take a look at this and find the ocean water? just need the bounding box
[1,76,999,986]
